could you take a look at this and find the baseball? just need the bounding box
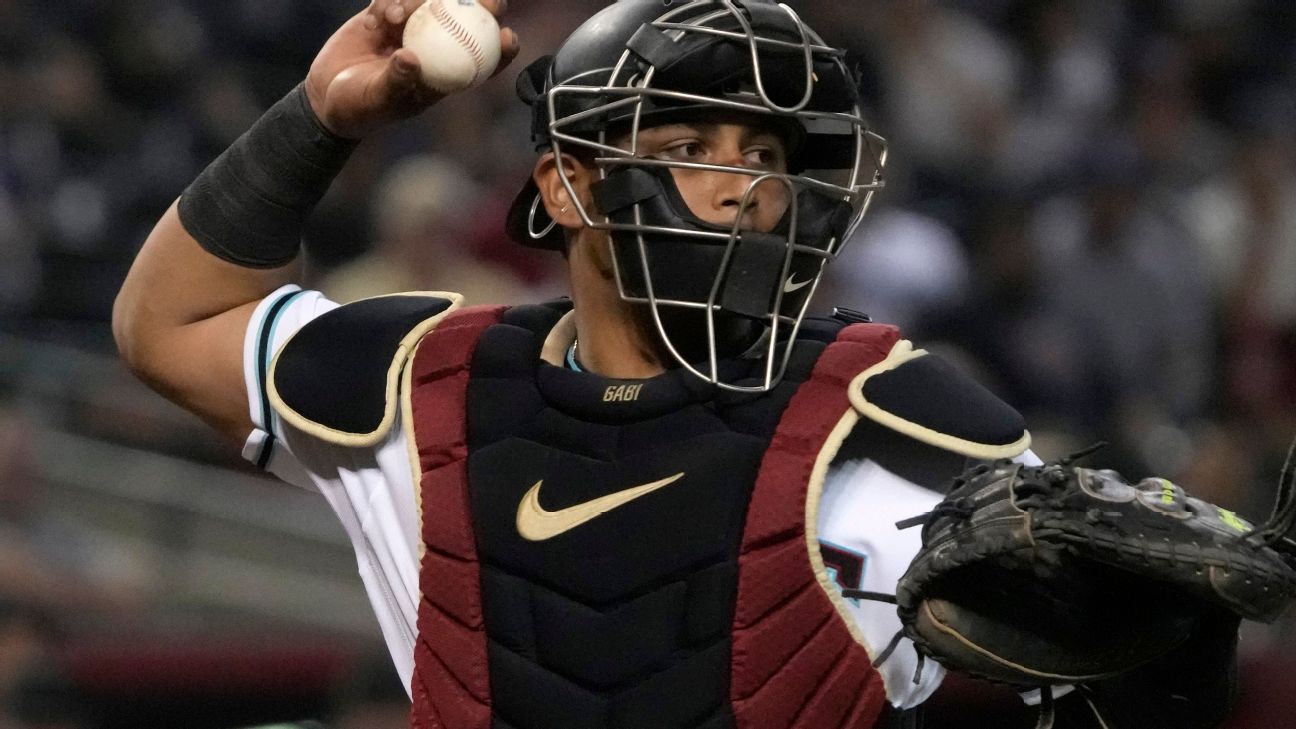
[402,0,502,93]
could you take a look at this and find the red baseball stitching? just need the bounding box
[430,0,488,86]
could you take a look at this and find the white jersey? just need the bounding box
[240,285,1037,710]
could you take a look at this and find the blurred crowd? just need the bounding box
[1,0,1295,726]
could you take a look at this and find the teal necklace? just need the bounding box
[565,339,583,372]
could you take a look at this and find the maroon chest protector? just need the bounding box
[406,303,900,729]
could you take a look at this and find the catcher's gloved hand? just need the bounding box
[884,444,1296,692]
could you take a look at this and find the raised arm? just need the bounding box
[113,0,518,443]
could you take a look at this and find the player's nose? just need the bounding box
[708,152,761,221]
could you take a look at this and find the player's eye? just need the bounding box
[744,146,780,170]
[656,140,705,162]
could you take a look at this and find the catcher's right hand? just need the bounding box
[305,0,520,139]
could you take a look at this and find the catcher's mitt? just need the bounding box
[880,443,1296,689]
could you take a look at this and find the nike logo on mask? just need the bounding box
[515,472,686,541]
[783,274,813,293]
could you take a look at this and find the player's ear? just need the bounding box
[533,151,590,230]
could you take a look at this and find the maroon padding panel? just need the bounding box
[732,322,900,729]
[408,305,507,729]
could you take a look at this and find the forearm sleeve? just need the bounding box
[178,83,357,268]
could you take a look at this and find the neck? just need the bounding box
[567,240,668,380]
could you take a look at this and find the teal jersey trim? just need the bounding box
[254,289,307,468]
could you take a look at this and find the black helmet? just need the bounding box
[505,0,887,392]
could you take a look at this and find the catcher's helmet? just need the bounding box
[504,0,887,391]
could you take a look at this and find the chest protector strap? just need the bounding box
[732,322,901,729]
[406,305,508,729]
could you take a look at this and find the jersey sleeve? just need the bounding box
[816,458,945,710]
[239,285,423,692]
[816,447,1049,711]
[240,284,339,483]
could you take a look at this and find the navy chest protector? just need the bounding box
[404,302,910,729]
[485,311,798,728]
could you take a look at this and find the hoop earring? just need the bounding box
[527,194,558,239]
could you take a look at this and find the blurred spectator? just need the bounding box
[1126,37,1229,195]
[0,599,48,706]
[865,0,1021,211]
[995,0,1119,191]
[3,660,93,729]
[0,389,151,621]
[1030,142,1213,469]
[317,154,538,305]
[0,597,93,729]
[1185,91,1296,429]
[919,203,1091,439]
[827,207,971,333]
[0,190,40,319]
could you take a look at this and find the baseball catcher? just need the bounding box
[112,0,1247,727]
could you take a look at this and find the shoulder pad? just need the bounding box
[269,292,462,446]
[848,340,1030,460]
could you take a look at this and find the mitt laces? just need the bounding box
[833,590,909,664]
[1057,441,1109,465]
[1026,679,1109,726]
[835,588,928,681]
[1030,686,1112,729]
[894,497,974,532]
[894,444,1112,534]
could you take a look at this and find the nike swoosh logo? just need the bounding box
[516,472,685,542]
[783,274,813,293]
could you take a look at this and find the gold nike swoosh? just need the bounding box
[516,472,685,542]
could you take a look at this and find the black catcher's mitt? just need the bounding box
[888,444,1296,689]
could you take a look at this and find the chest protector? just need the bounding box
[406,302,900,729]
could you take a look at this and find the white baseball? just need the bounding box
[402,0,502,93]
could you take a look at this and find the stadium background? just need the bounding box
[0,0,1294,726]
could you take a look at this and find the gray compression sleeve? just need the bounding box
[178,83,358,268]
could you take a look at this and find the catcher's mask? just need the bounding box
[504,0,888,392]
